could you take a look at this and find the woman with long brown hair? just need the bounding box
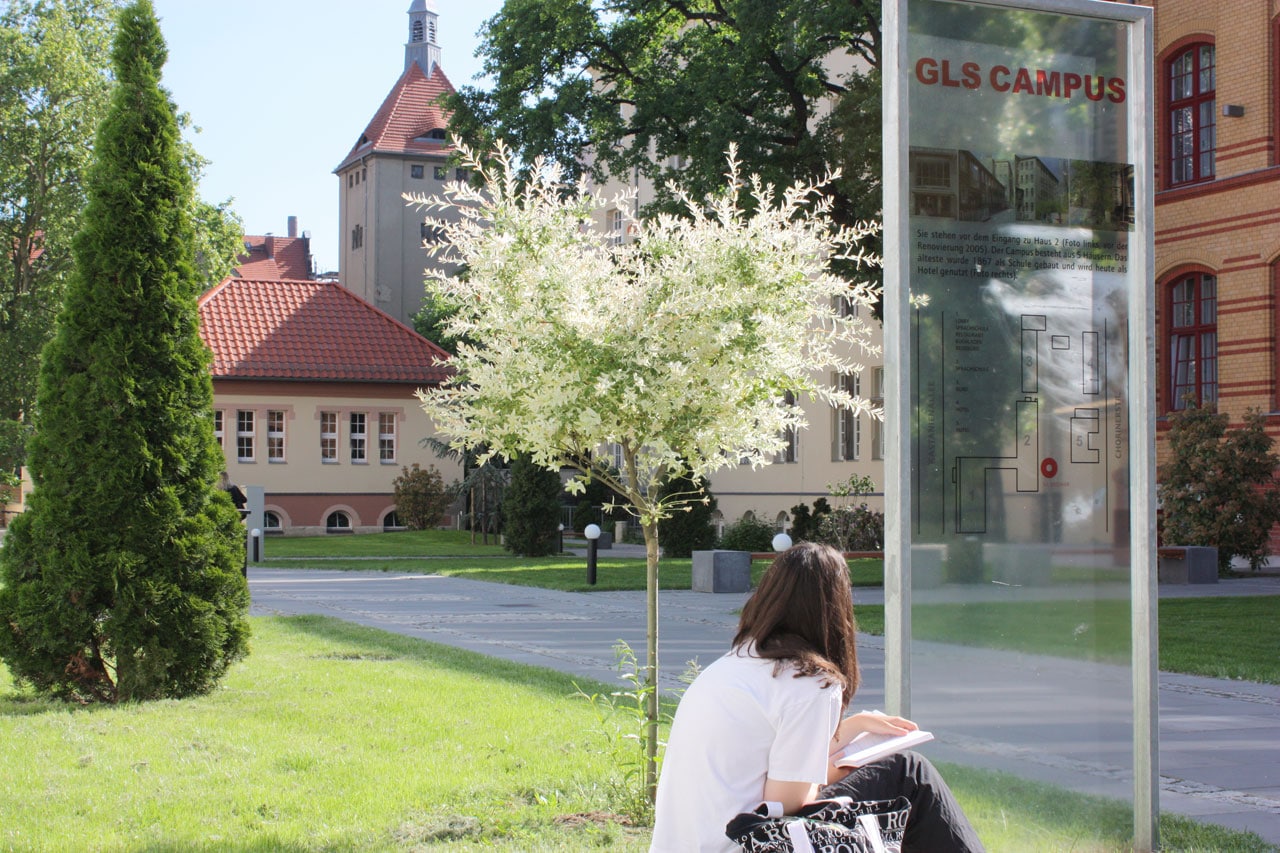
[651,542,982,852]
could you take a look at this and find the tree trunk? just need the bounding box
[642,519,660,802]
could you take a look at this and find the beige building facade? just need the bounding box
[213,380,458,535]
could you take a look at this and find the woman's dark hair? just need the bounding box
[732,542,859,706]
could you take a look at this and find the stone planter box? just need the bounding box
[1158,546,1218,584]
[692,550,752,593]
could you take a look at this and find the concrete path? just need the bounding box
[248,564,1280,847]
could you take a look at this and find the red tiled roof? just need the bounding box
[198,278,452,384]
[334,61,456,172]
[233,235,312,281]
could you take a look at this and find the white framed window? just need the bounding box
[320,411,338,462]
[834,294,859,318]
[378,412,397,463]
[350,412,367,463]
[610,209,624,246]
[236,410,255,463]
[326,510,352,533]
[835,373,860,461]
[213,410,224,449]
[267,410,286,462]
[599,442,624,472]
[776,391,798,463]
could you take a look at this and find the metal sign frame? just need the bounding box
[883,0,1155,846]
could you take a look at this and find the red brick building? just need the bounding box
[1146,1,1280,550]
[1148,1,1280,420]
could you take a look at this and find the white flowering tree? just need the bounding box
[406,142,879,798]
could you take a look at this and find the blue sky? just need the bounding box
[151,0,503,274]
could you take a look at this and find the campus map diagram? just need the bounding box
[913,307,1126,542]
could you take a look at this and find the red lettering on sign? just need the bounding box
[916,57,939,85]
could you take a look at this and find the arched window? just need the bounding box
[383,511,404,531]
[1167,271,1217,409]
[263,511,282,533]
[1167,43,1215,186]
[326,511,352,533]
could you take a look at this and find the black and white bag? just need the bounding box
[726,795,910,853]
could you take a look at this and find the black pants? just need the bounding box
[819,751,985,853]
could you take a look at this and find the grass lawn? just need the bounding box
[1,616,1271,852]
[258,529,886,590]
[849,596,1280,685]
[264,528,508,559]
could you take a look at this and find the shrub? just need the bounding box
[502,454,563,556]
[1158,404,1280,573]
[788,502,814,541]
[815,504,885,552]
[392,464,451,530]
[658,473,717,557]
[717,514,777,552]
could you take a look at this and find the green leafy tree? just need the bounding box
[502,454,564,557]
[408,141,878,799]
[448,0,883,296]
[657,472,716,558]
[0,0,241,473]
[1158,404,1280,573]
[392,463,451,530]
[0,0,116,474]
[0,0,250,703]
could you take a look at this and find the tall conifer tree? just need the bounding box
[0,0,249,703]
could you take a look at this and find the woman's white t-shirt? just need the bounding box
[650,646,843,852]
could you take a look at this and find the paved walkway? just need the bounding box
[248,564,1280,847]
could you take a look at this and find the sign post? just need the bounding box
[884,0,1155,847]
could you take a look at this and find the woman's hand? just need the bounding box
[845,711,917,738]
[826,711,918,783]
[831,711,917,753]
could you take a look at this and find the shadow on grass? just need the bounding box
[273,613,623,700]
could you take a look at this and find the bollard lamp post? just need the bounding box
[584,523,601,585]
[771,532,793,552]
[558,523,565,555]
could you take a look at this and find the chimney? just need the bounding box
[287,216,298,238]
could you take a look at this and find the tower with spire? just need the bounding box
[404,0,441,77]
[333,0,458,328]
